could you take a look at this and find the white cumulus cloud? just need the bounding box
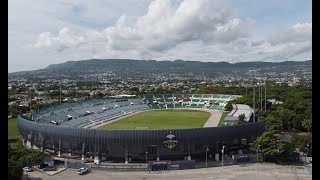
[34,27,85,51]
[9,0,311,72]
[269,22,312,45]
[33,0,253,53]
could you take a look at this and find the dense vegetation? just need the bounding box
[244,86,311,162]
[8,141,45,179]
[196,85,312,162]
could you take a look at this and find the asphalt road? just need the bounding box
[25,163,312,180]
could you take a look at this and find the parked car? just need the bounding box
[37,163,48,169]
[42,166,57,171]
[23,166,32,172]
[77,167,89,175]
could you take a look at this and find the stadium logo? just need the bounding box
[163,131,178,149]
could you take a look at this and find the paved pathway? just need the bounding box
[203,110,223,127]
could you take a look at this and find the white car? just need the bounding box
[23,166,32,172]
[77,167,88,175]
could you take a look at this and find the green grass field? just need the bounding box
[99,109,211,130]
[8,118,21,139]
[218,112,234,127]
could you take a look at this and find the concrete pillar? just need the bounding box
[156,151,160,161]
[64,160,68,168]
[125,152,128,164]
[22,138,26,146]
[94,156,100,164]
[187,155,191,160]
[81,155,85,161]
[58,140,61,157]
[82,143,85,155]
[237,149,243,155]
[26,141,32,149]
[69,152,72,157]
[32,143,39,149]
[215,153,219,161]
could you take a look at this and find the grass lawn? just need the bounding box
[8,118,21,139]
[99,109,211,130]
[218,112,233,127]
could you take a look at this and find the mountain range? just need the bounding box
[9,59,312,80]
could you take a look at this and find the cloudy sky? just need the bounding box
[9,0,311,72]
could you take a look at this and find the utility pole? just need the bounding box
[30,88,32,113]
[59,82,62,104]
[146,151,148,164]
[91,80,94,99]
[257,144,260,163]
[260,84,262,111]
[246,85,247,95]
[206,147,209,169]
[264,79,266,111]
[253,86,255,123]
[221,146,225,168]
[305,144,309,164]
[258,84,260,111]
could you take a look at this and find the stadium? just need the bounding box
[17,94,265,165]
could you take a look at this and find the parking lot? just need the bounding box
[24,162,311,180]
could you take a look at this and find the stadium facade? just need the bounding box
[17,94,265,164]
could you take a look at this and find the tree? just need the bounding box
[96,92,104,98]
[292,133,312,156]
[250,130,285,161]
[272,107,295,130]
[8,144,23,180]
[225,101,233,112]
[8,141,45,179]
[235,95,253,107]
[8,104,19,117]
[301,118,312,132]
[8,159,23,180]
[129,87,140,94]
[278,142,299,162]
[292,114,305,131]
[262,115,283,132]
[234,114,246,125]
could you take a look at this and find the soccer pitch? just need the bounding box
[99,109,211,130]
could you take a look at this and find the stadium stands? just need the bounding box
[33,94,240,128]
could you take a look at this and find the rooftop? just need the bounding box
[224,104,253,122]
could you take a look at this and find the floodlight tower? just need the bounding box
[246,84,247,95]
[260,83,262,111]
[264,79,266,111]
[253,85,255,122]
[30,87,32,112]
[91,79,93,99]
[59,81,62,104]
